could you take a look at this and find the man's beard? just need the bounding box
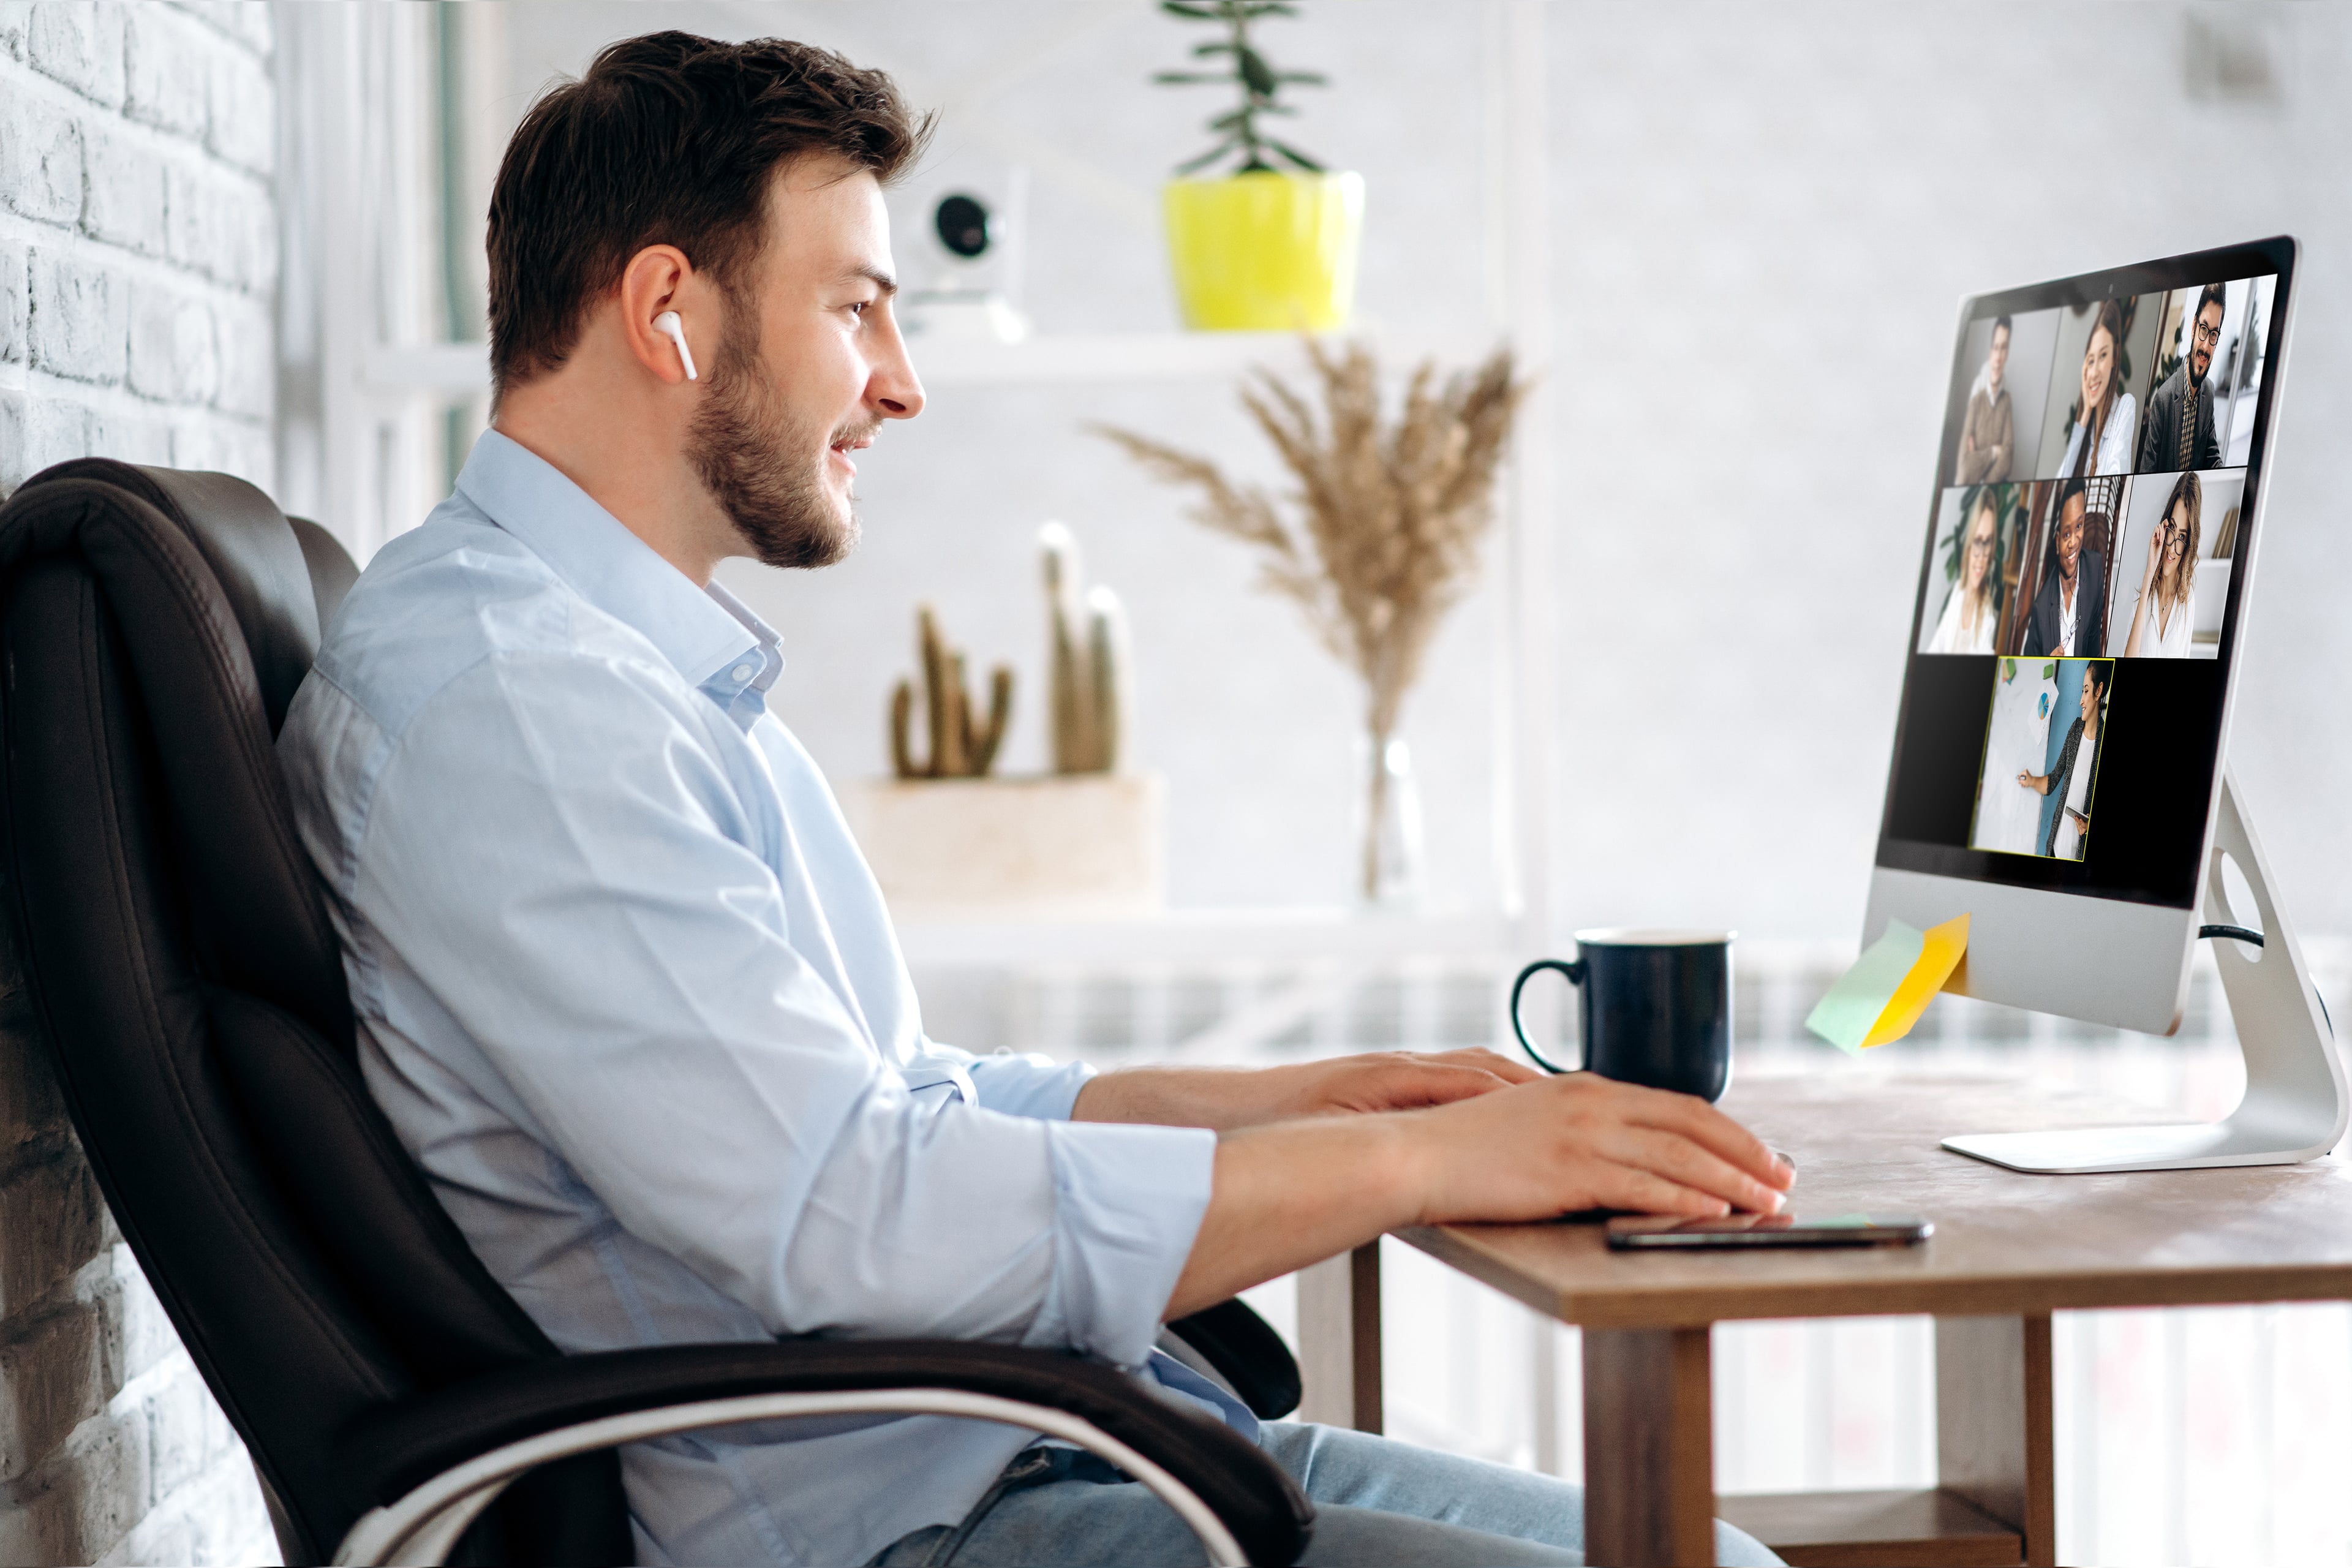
[685,307,865,570]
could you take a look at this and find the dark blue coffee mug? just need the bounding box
[1510,929,1735,1102]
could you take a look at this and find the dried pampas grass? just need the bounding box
[1094,336,1525,897]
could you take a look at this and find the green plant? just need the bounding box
[890,607,1012,779]
[1039,525,1127,775]
[1154,1,1327,176]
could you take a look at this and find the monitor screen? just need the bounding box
[1874,238,2293,910]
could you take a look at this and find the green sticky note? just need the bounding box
[1804,921,1924,1056]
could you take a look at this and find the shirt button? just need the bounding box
[731,663,753,683]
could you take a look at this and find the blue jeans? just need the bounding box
[867,1422,1784,1566]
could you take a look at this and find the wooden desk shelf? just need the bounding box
[1716,1488,2021,1568]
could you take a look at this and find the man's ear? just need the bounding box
[619,245,701,386]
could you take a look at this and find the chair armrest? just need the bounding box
[1167,1299,1303,1420]
[336,1340,1312,1567]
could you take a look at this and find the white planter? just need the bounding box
[842,773,1166,919]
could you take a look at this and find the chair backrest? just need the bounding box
[0,462,630,1565]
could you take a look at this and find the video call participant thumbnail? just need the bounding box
[1924,488,2002,654]
[2015,660,2108,860]
[1956,316,2016,483]
[2122,470,2201,658]
[2055,299,2135,478]
[2025,479,2105,657]
[2138,284,2226,473]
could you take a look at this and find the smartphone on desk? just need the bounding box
[1605,1213,1931,1250]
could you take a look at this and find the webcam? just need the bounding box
[935,194,992,260]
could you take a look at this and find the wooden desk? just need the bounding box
[1353,1072,2352,1567]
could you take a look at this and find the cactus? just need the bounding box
[890,606,1012,779]
[1040,523,1128,774]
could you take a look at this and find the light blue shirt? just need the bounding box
[276,431,1240,1567]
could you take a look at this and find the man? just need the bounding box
[2136,283,2226,473]
[2024,480,2105,658]
[1954,314,2015,483]
[277,34,1790,1568]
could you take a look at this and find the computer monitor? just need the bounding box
[1863,236,2348,1172]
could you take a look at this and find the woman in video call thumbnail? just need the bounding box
[2016,660,2108,860]
[2123,471,2201,658]
[1927,488,2003,654]
[2056,299,2135,478]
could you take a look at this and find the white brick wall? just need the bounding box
[0,0,276,494]
[0,2,281,1563]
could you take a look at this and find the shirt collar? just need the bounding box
[454,430,775,697]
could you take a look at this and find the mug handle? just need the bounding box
[1510,958,1586,1075]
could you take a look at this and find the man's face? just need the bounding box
[686,160,923,570]
[2056,497,2084,580]
[2190,302,2224,385]
[1988,324,2010,387]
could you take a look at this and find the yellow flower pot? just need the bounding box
[1163,170,1365,332]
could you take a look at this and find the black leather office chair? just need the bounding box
[0,461,1312,1567]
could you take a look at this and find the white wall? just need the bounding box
[1551,2,2351,939]
[481,2,2352,941]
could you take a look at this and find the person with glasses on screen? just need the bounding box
[2055,300,2134,478]
[2016,662,2106,860]
[2122,471,2201,658]
[1955,316,2015,483]
[2024,480,2105,657]
[2137,284,2226,474]
[1926,489,2002,653]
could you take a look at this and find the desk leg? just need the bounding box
[1296,1243,1382,1433]
[1937,1314,2054,1568]
[1584,1325,1715,1567]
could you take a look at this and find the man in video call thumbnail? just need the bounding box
[1956,315,2015,483]
[2026,479,2105,657]
[2138,283,2226,473]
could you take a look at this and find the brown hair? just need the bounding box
[486,32,930,399]
[2078,299,2126,468]
[2158,470,2201,611]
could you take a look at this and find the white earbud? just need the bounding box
[652,311,698,382]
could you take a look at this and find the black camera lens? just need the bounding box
[935,194,992,259]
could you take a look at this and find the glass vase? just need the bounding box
[1355,732,1425,909]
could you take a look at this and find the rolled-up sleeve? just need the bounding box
[966,1052,1096,1121]
[354,650,1212,1361]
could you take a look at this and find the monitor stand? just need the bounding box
[1942,769,2350,1174]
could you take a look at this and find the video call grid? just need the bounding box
[1898,269,2275,873]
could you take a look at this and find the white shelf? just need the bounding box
[362,326,1499,398]
[902,326,1498,386]
[892,907,1519,969]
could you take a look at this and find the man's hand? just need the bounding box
[1400,1072,1791,1225]
[1258,1048,1540,1119]
[1073,1048,1538,1133]
[1161,1071,1795,1317]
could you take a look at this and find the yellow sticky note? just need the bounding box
[1861,913,1969,1047]
[1804,914,1970,1054]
